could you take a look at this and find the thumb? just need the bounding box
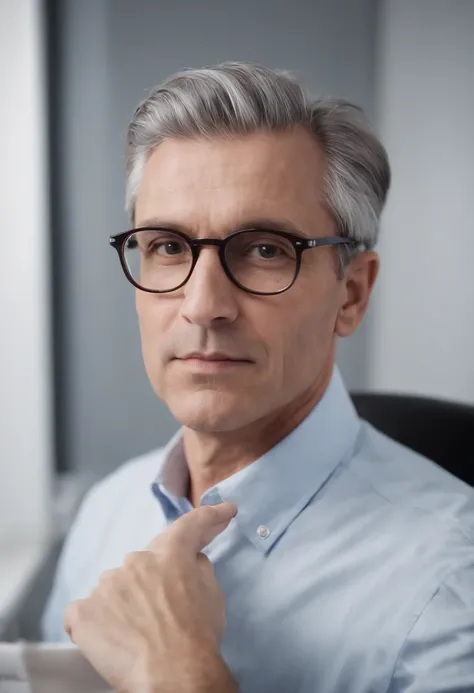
[151,501,238,555]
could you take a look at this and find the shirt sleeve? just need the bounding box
[388,562,474,693]
[40,570,70,643]
[40,483,102,643]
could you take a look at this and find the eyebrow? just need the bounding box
[134,216,308,238]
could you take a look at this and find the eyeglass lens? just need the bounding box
[123,229,298,293]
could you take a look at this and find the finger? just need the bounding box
[147,501,238,555]
[63,599,83,640]
[173,502,238,554]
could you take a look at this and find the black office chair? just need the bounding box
[350,392,474,487]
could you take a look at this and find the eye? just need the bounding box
[249,243,283,259]
[152,239,185,256]
[228,231,296,263]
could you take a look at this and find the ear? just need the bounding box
[335,251,379,337]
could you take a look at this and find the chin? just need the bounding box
[166,388,259,432]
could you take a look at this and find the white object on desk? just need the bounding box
[0,642,111,693]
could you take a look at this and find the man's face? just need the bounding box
[134,128,374,432]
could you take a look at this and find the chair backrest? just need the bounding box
[351,392,474,486]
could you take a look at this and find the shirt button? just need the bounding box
[257,525,271,539]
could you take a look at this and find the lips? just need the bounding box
[179,352,250,362]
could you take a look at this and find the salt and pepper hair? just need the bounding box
[125,62,390,274]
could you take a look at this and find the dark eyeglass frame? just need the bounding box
[109,226,358,296]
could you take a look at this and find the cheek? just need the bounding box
[282,314,320,369]
[248,301,314,379]
[136,295,172,366]
[277,286,339,371]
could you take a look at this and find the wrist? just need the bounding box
[188,654,238,693]
[143,646,238,693]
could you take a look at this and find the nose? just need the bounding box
[180,247,240,327]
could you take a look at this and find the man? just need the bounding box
[42,62,474,692]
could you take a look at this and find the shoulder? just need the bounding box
[349,421,474,546]
[336,426,474,690]
[42,445,169,641]
[59,446,169,589]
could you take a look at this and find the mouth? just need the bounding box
[175,352,253,372]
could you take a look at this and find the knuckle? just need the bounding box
[99,568,119,585]
[123,551,141,569]
[124,549,158,573]
[63,600,82,635]
[149,534,174,558]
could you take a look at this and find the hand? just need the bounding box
[63,501,239,693]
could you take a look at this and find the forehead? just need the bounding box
[134,128,329,231]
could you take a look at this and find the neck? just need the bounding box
[183,360,334,507]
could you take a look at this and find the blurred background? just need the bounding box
[1,0,473,640]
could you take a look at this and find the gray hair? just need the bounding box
[126,62,390,272]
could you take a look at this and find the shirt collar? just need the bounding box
[151,366,361,553]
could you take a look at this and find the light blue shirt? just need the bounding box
[42,367,474,692]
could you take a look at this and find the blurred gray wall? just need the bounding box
[54,0,378,479]
[369,0,474,404]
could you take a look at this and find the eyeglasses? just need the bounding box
[109,227,357,296]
